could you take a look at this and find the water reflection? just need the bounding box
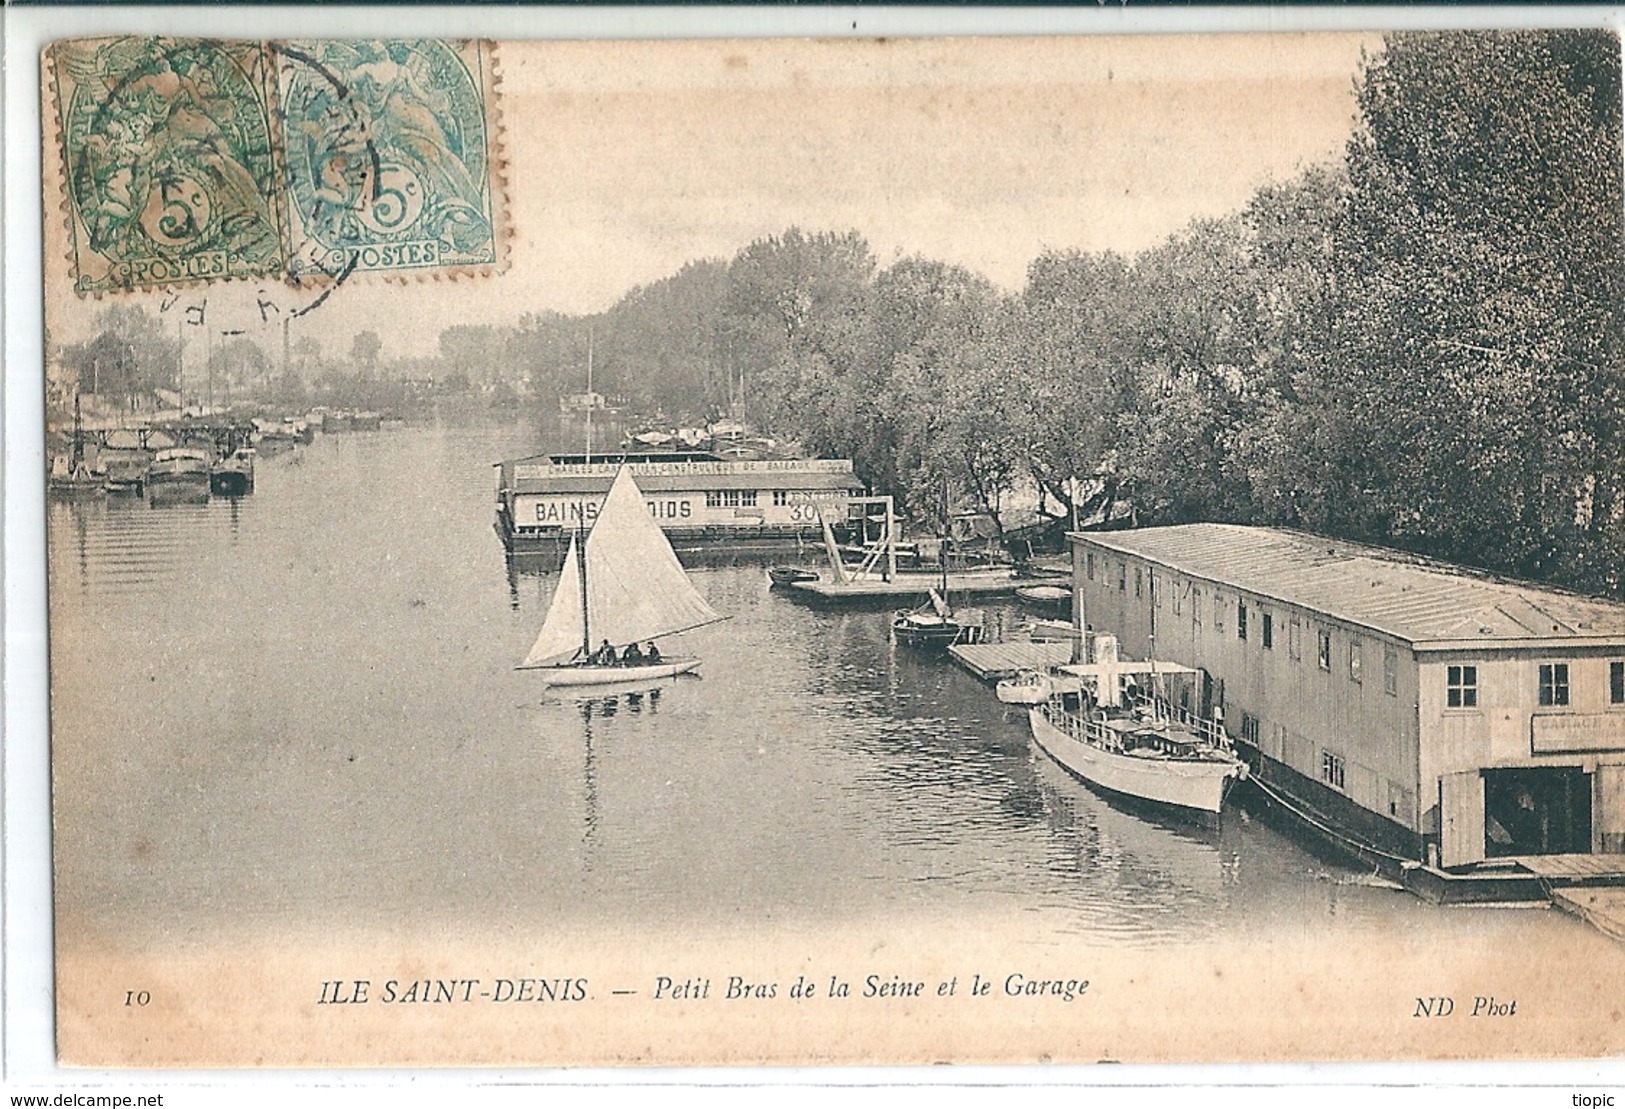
[46,417,1592,952]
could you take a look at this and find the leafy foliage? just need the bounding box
[394,30,1625,592]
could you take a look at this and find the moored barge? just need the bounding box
[493,450,866,554]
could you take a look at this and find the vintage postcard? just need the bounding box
[35,28,1625,1071]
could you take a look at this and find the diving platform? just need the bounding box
[947,640,1073,681]
[781,571,1050,604]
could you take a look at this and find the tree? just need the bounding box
[59,305,178,411]
[874,256,1014,525]
[437,325,504,387]
[351,330,383,377]
[722,228,876,442]
[1318,30,1623,588]
[1002,249,1136,520]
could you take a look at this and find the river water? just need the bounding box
[47,411,1609,956]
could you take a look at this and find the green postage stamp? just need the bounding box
[46,37,504,293]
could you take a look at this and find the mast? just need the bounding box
[579,327,594,656]
[1073,537,1088,667]
[576,513,591,659]
[71,392,84,469]
[1147,564,1157,716]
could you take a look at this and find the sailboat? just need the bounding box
[891,586,977,649]
[48,393,106,498]
[891,483,981,649]
[517,466,726,686]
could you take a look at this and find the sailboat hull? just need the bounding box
[531,658,702,686]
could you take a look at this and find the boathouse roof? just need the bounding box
[1071,523,1625,649]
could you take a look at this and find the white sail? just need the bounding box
[519,467,725,668]
[523,532,589,667]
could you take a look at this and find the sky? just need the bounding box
[44,32,1380,363]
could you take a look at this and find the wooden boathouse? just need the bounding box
[1068,524,1625,881]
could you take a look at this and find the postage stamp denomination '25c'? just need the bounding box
[46,37,504,293]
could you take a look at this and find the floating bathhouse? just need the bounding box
[493,450,865,554]
[1069,524,1625,874]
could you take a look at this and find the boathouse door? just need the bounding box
[1482,766,1593,857]
[1440,770,1486,869]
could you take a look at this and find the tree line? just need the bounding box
[485,29,1619,596]
[56,305,426,413]
[56,32,1619,596]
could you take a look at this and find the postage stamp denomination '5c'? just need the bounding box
[46,37,504,294]
[276,40,501,282]
[48,38,287,292]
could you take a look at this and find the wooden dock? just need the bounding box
[1548,886,1625,943]
[1514,854,1625,884]
[782,572,1052,604]
[1514,856,1625,943]
[947,640,1073,681]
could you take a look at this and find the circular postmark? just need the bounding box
[274,40,495,282]
[56,36,285,290]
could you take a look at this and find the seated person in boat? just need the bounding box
[591,639,617,666]
[621,642,644,666]
[645,641,661,663]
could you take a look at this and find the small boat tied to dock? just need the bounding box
[517,466,727,687]
[892,588,984,650]
[1027,634,1248,821]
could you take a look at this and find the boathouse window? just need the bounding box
[1611,661,1624,705]
[1118,563,1127,591]
[1172,583,1182,615]
[1384,647,1399,696]
[1086,552,1095,580]
[1134,568,1143,598]
[1446,665,1478,708]
[1213,595,1225,634]
[1240,712,1261,745]
[1348,640,1363,684]
[1191,588,1202,623]
[1261,612,1273,649]
[1288,618,1302,660]
[1317,630,1332,671]
[1539,663,1570,707]
[1321,750,1346,791]
[705,489,758,509]
[772,490,789,506]
[1237,602,1248,641]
